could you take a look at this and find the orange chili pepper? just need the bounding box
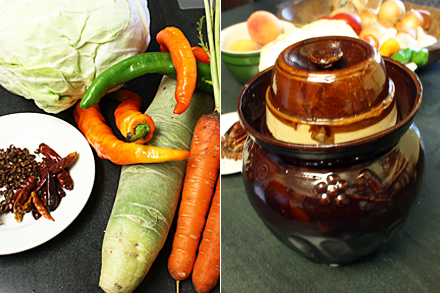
[191,46,210,64]
[31,191,55,222]
[73,103,189,165]
[111,90,155,144]
[362,34,379,49]
[379,38,400,57]
[157,27,197,115]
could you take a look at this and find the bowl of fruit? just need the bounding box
[221,11,296,84]
[276,0,439,70]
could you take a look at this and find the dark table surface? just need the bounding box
[221,1,440,292]
[0,1,219,293]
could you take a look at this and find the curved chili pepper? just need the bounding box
[48,152,77,175]
[37,163,48,206]
[79,53,212,110]
[110,90,156,144]
[73,103,190,165]
[45,169,60,212]
[31,191,55,222]
[12,176,37,222]
[39,143,74,190]
[36,153,77,192]
[192,46,210,64]
[9,176,37,211]
[157,26,197,114]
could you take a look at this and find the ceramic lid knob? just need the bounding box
[310,48,343,68]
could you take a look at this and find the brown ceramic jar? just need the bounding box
[238,57,424,266]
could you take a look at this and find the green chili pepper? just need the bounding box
[391,48,412,64]
[79,52,213,110]
[391,47,429,67]
[411,48,429,67]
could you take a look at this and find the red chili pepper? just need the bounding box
[157,27,197,115]
[37,163,48,206]
[48,152,77,175]
[9,176,37,211]
[192,46,210,64]
[45,165,60,212]
[39,143,74,190]
[31,191,55,222]
[35,152,77,192]
[12,176,37,222]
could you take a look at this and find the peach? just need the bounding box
[229,39,261,52]
[247,11,283,45]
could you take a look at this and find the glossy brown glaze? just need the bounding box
[238,58,424,266]
[269,36,389,120]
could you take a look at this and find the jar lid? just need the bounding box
[268,36,391,120]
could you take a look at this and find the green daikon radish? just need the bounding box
[99,76,213,293]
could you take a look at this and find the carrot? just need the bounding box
[110,90,155,144]
[99,76,213,293]
[73,103,189,165]
[168,111,220,281]
[192,176,220,293]
[192,47,210,64]
[157,27,197,115]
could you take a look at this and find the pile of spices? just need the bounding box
[0,145,38,214]
[0,143,77,224]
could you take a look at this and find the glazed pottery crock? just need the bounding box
[238,38,424,266]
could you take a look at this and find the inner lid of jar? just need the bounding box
[283,38,370,72]
[268,36,391,121]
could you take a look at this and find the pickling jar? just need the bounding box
[238,36,424,266]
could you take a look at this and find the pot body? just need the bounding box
[242,123,425,266]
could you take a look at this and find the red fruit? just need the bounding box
[331,12,362,35]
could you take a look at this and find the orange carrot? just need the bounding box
[157,27,197,115]
[192,176,220,293]
[73,103,189,165]
[111,90,155,144]
[168,111,220,281]
[192,47,210,64]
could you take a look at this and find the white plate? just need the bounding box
[0,113,95,255]
[221,112,243,175]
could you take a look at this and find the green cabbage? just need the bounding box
[0,0,150,113]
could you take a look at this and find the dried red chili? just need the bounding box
[31,191,54,222]
[12,176,37,222]
[45,169,59,212]
[39,143,74,190]
[9,176,37,211]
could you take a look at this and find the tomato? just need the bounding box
[331,12,362,35]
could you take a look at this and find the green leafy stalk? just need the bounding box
[203,0,220,113]
[214,0,220,77]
